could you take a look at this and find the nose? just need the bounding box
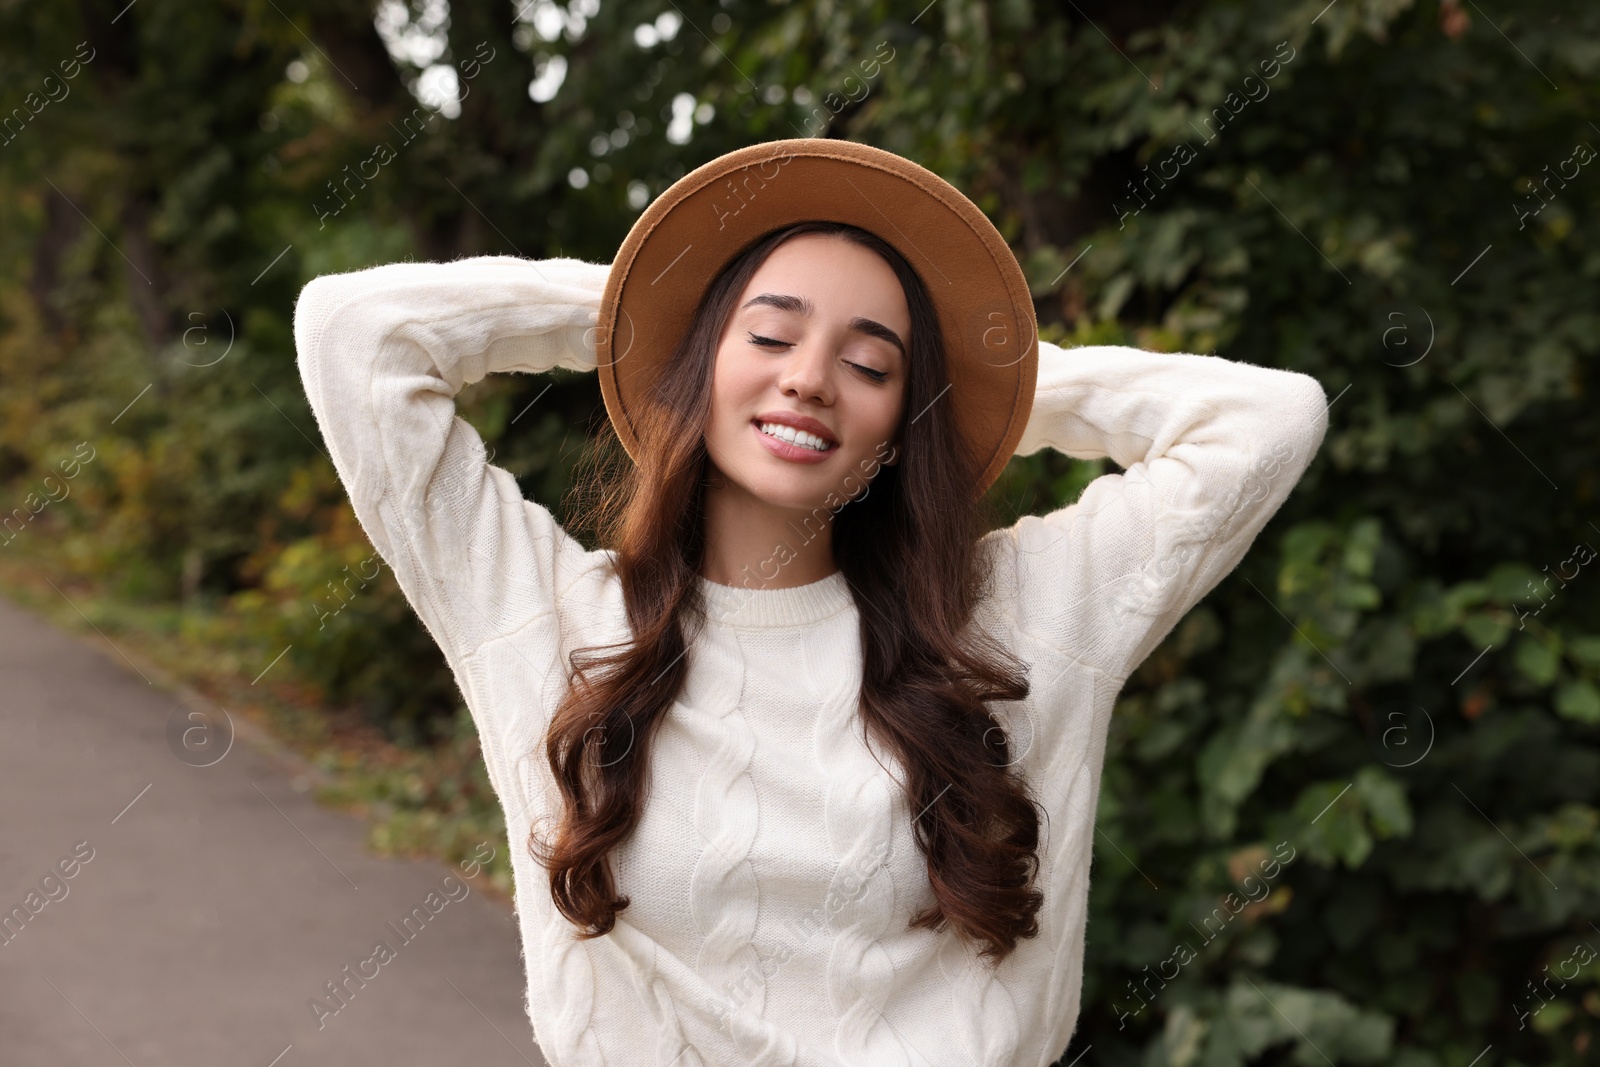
[776,340,836,406]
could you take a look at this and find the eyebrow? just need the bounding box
[740,293,906,360]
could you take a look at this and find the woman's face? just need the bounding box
[703,233,909,513]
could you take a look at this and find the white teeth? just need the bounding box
[758,421,831,452]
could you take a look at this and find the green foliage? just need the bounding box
[1,0,1597,1063]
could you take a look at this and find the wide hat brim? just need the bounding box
[595,137,1038,496]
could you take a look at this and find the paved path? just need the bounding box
[0,594,548,1066]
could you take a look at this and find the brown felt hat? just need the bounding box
[594,137,1038,496]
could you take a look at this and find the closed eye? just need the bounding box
[747,333,890,383]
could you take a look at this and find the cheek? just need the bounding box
[708,349,762,440]
[865,386,906,445]
[840,388,904,463]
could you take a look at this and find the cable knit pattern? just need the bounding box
[803,630,903,1065]
[292,254,1329,1067]
[684,632,760,1037]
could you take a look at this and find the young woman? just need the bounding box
[294,141,1327,1067]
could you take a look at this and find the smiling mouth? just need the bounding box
[753,420,838,453]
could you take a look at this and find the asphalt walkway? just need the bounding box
[0,593,548,1066]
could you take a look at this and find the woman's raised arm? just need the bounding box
[292,254,612,671]
[982,339,1330,684]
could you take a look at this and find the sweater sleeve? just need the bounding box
[982,339,1329,682]
[291,254,613,675]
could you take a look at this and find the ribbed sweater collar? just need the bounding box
[695,570,854,629]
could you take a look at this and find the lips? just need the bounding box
[752,421,831,453]
[752,411,838,446]
[751,419,836,464]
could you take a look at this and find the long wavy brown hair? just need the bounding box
[529,220,1043,966]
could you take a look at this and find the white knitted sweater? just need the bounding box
[292,254,1329,1067]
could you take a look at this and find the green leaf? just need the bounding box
[1159,1003,1209,1067]
[1296,780,1372,868]
[1555,680,1600,724]
[1545,804,1600,850]
[1515,635,1562,686]
[1324,806,1374,868]
[1441,580,1491,615]
[1282,521,1336,565]
[1461,612,1508,649]
[1333,580,1382,611]
[1530,998,1573,1033]
[1340,517,1382,578]
[1485,561,1542,604]
[1212,980,1394,1063]
[1354,766,1413,839]
[1569,635,1600,669]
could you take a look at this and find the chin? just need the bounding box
[726,459,836,511]
[745,476,835,513]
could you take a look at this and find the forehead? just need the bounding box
[738,234,909,323]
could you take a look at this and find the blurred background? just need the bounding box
[1,0,1596,1064]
